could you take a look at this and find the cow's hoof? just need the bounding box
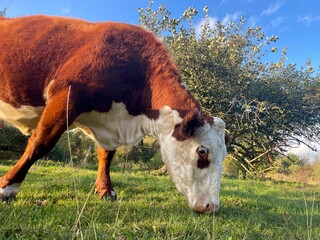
[0,195,16,202]
[103,191,117,201]
[96,189,117,201]
[0,183,21,201]
[0,194,9,202]
[109,191,117,201]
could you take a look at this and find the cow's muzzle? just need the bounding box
[191,199,219,213]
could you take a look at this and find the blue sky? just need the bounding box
[1,0,320,71]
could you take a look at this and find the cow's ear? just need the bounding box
[225,131,231,146]
[172,110,201,141]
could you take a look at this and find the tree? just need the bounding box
[0,9,5,16]
[138,2,320,174]
[0,0,10,16]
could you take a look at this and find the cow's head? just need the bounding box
[157,107,228,213]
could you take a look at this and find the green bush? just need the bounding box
[114,137,163,170]
[0,124,28,159]
[313,160,320,176]
[274,153,302,175]
[47,130,96,164]
[223,155,242,177]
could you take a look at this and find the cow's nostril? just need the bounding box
[193,201,219,213]
[205,203,219,213]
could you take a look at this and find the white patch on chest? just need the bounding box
[75,102,153,150]
[0,100,44,135]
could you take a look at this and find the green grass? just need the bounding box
[0,160,319,239]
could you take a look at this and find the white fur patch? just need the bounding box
[75,102,154,150]
[0,183,21,199]
[43,80,55,101]
[180,82,189,90]
[0,100,44,135]
[110,191,116,198]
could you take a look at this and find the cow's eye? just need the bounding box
[196,146,210,169]
[196,146,208,157]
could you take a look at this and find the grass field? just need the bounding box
[0,160,319,239]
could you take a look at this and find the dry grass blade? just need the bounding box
[282,212,301,240]
[66,85,73,165]
[72,182,96,239]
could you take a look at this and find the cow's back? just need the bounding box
[1,16,85,106]
[0,16,158,109]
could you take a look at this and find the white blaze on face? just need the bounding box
[157,110,227,212]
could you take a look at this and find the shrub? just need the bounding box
[223,155,242,177]
[47,130,96,164]
[274,153,302,175]
[313,160,320,176]
[114,137,163,170]
[0,124,28,159]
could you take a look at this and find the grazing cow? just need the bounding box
[0,15,228,213]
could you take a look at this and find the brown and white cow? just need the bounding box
[0,15,228,213]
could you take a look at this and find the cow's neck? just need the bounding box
[147,61,200,118]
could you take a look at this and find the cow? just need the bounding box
[0,15,228,213]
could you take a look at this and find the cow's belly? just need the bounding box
[75,102,151,150]
[0,100,151,150]
[0,100,44,135]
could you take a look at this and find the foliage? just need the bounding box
[274,153,303,175]
[0,124,27,159]
[47,130,95,164]
[0,123,95,164]
[267,159,320,185]
[313,160,320,178]
[138,2,320,174]
[114,137,163,170]
[0,161,319,239]
[0,0,11,16]
[0,9,5,16]
[223,155,242,177]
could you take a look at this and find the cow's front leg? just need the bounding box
[95,147,116,201]
[0,88,80,201]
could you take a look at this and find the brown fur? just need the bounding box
[0,15,199,116]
